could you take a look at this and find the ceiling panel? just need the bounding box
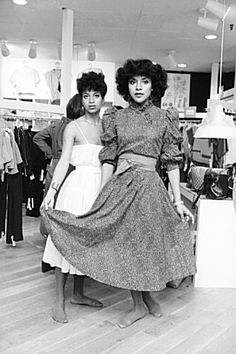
[0,0,236,72]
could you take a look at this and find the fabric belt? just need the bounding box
[115,153,156,175]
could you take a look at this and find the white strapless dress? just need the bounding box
[43,144,102,274]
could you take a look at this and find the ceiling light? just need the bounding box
[87,42,96,61]
[194,103,236,139]
[167,50,177,68]
[28,40,37,59]
[205,0,230,19]
[205,34,217,39]
[12,0,27,5]
[1,40,10,57]
[177,63,187,68]
[197,16,219,31]
[197,8,219,31]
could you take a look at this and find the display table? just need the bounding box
[180,183,236,288]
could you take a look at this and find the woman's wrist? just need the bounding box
[50,181,60,192]
[173,200,184,207]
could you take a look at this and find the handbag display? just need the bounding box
[186,165,208,192]
[192,167,233,208]
[203,169,230,199]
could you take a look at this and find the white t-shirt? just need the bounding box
[10,65,40,95]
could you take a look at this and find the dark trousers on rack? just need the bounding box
[0,179,7,237]
[6,173,23,244]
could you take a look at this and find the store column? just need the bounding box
[60,8,73,110]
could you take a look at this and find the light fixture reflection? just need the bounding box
[1,40,10,57]
[205,34,217,39]
[167,50,177,68]
[87,42,96,61]
[12,0,27,5]
[28,40,37,59]
[177,63,187,68]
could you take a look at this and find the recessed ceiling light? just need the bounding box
[205,34,217,39]
[12,0,27,5]
[177,63,187,68]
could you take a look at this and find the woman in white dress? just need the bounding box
[42,71,107,323]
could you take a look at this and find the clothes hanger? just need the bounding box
[53,61,61,71]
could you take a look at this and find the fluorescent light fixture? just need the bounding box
[177,63,187,68]
[12,0,27,5]
[28,40,37,59]
[167,50,177,68]
[205,0,230,19]
[205,34,217,39]
[87,42,96,61]
[1,40,10,57]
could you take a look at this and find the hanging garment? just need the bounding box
[44,69,61,102]
[224,138,236,166]
[10,64,40,96]
[191,137,211,167]
[23,130,47,217]
[0,179,7,237]
[6,171,23,244]
[0,127,24,244]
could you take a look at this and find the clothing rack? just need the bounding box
[0,114,59,122]
[179,117,203,125]
[0,114,62,132]
[179,117,202,126]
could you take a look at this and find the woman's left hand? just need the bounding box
[175,204,194,224]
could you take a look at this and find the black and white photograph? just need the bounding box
[1,1,236,353]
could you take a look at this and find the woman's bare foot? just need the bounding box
[118,307,147,328]
[52,303,68,323]
[70,294,103,308]
[142,292,162,317]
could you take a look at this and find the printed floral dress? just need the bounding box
[42,102,196,291]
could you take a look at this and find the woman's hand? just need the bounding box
[41,189,56,210]
[175,203,194,224]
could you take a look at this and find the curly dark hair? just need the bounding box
[76,71,107,99]
[66,94,83,119]
[116,59,168,102]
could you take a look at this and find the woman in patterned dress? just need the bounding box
[42,59,196,328]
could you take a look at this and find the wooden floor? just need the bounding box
[1,216,236,354]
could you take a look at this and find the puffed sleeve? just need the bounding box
[99,107,118,167]
[160,107,183,171]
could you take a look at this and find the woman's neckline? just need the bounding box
[129,100,153,112]
[73,143,102,147]
[80,117,101,126]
